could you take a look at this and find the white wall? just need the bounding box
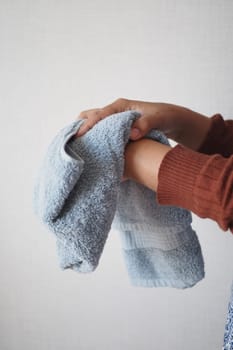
[1,1,233,349]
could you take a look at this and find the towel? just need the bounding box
[223,281,233,349]
[33,111,204,288]
[114,181,204,288]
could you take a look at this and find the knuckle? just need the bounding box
[93,109,102,118]
[107,98,129,114]
[79,111,87,118]
[116,97,127,105]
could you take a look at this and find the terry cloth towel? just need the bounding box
[33,111,205,288]
[222,281,233,349]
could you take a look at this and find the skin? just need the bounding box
[76,98,212,191]
[124,139,170,191]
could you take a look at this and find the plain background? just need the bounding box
[1,1,233,349]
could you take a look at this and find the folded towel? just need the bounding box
[223,281,233,349]
[34,111,204,288]
[114,180,204,288]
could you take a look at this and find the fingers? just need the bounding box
[75,98,131,137]
[75,99,168,142]
[76,109,102,137]
[130,116,155,140]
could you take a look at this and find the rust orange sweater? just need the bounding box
[157,114,233,233]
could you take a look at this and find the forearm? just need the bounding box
[124,139,171,191]
[158,145,233,232]
[159,104,212,150]
[124,138,233,233]
[198,114,233,157]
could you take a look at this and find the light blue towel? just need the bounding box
[114,181,204,288]
[223,281,233,349]
[34,111,204,288]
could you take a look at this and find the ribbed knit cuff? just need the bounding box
[157,145,210,210]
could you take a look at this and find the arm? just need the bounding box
[158,145,233,233]
[77,99,212,151]
[124,139,233,233]
[77,99,233,231]
[157,114,233,232]
[198,114,233,157]
[77,99,233,156]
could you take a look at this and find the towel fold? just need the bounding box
[34,111,204,288]
[114,179,204,288]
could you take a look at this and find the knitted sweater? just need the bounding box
[157,114,233,233]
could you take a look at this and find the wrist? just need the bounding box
[173,106,212,150]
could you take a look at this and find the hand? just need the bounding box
[76,98,212,150]
[77,98,164,137]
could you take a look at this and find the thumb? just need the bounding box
[130,116,152,140]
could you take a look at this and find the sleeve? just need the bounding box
[157,134,233,234]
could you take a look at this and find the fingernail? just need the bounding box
[131,128,140,138]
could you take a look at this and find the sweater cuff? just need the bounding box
[157,145,209,209]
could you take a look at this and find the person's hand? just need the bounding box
[77,98,168,138]
[76,98,212,150]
